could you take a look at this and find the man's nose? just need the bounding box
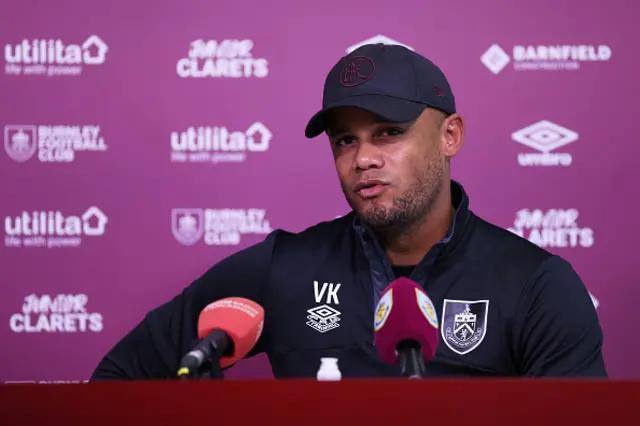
[354,139,384,171]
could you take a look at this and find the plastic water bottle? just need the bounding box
[317,357,342,381]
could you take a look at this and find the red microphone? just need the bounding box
[373,277,439,379]
[177,297,264,378]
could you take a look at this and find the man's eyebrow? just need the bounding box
[328,118,415,136]
[327,126,347,137]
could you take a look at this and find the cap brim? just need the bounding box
[304,95,427,139]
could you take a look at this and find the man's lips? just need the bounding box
[353,180,389,198]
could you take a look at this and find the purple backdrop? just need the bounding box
[1,0,637,383]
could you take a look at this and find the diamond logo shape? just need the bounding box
[306,304,341,334]
[511,120,579,153]
[346,35,414,54]
[307,304,340,319]
[481,44,510,74]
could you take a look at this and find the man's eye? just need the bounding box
[381,128,404,137]
[335,137,355,147]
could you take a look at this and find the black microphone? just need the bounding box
[176,297,265,379]
[178,330,232,379]
[396,340,427,379]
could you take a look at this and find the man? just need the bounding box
[91,44,607,380]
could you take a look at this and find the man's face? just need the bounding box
[327,107,449,231]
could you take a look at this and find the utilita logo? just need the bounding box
[171,208,272,246]
[4,35,108,77]
[4,206,108,248]
[346,35,414,54]
[177,39,268,78]
[481,43,612,74]
[170,122,271,164]
[511,120,578,167]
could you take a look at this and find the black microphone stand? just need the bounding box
[178,353,224,380]
[177,336,226,380]
[196,357,224,380]
[397,340,427,379]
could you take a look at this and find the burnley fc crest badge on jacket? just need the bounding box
[441,299,489,355]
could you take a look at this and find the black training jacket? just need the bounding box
[90,181,608,380]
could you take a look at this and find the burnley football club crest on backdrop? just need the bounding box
[441,299,489,355]
[171,208,204,246]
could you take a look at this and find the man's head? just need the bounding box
[304,44,465,231]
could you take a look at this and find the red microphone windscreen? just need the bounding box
[374,277,439,365]
[197,297,265,368]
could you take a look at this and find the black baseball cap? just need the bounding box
[304,43,456,139]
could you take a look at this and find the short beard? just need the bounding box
[343,155,445,235]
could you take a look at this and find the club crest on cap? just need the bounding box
[374,289,392,331]
[441,299,489,355]
[339,56,375,87]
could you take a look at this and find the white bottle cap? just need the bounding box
[317,357,342,381]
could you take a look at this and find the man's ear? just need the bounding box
[441,113,465,158]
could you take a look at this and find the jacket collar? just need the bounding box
[352,180,471,259]
[350,180,472,297]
